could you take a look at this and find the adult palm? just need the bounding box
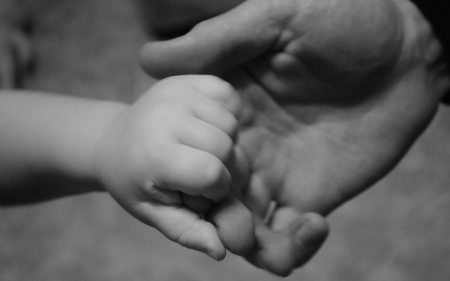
[141,0,449,276]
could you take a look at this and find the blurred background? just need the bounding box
[1,0,450,280]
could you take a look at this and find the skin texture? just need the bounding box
[93,75,254,260]
[140,0,450,276]
[0,74,255,259]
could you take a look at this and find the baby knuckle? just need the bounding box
[218,136,235,162]
[223,115,239,137]
[202,130,234,162]
[213,90,242,119]
[201,157,223,183]
[196,75,234,97]
[158,76,184,85]
[201,75,226,85]
[152,77,185,97]
[215,81,238,101]
[198,157,230,192]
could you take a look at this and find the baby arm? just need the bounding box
[0,75,254,260]
[0,89,125,203]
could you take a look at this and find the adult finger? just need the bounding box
[246,212,328,277]
[205,196,255,256]
[140,0,292,78]
[242,175,328,276]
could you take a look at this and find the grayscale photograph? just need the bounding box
[1,0,450,280]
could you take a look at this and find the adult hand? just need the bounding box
[140,0,449,276]
[135,0,243,37]
[0,2,33,88]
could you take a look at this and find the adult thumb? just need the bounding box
[140,0,290,78]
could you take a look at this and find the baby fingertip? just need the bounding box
[205,247,226,261]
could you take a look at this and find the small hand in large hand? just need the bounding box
[141,0,449,275]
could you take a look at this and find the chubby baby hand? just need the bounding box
[93,75,254,260]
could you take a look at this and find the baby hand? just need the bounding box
[93,75,253,260]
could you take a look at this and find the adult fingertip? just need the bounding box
[285,213,329,269]
[276,268,293,278]
[245,223,300,277]
[252,254,292,278]
[296,213,329,247]
[245,214,328,276]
